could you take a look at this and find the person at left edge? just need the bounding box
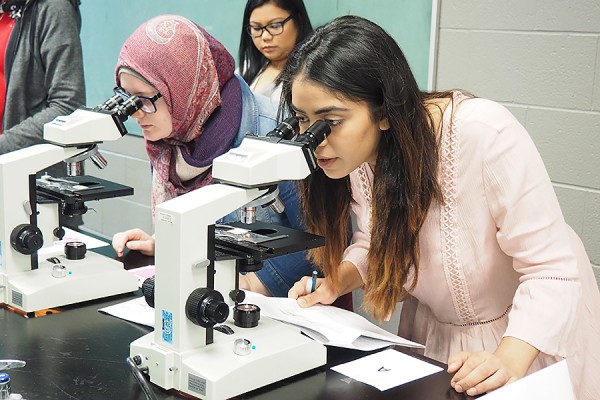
[111,14,317,298]
[0,0,85,179]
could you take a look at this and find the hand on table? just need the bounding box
[447,337,538,396]
[447,351,518,396]
[112,228,155,257]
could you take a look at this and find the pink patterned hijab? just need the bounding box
[116,15,241,213]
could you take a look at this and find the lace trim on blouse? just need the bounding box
[357,163,373,235]
[439,100,479,325]
[449,304,512,327]
[525,276,578,282]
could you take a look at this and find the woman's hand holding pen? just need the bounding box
[288,275,338,308]
[288,260,365,308]
[112,228,156,257]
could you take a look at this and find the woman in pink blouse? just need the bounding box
[282,15,600,398]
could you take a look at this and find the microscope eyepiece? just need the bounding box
[92,93,143,121]
[266,116,299,140]
[293,120,330,150]
[93,93,125,112]
[112,96,143,121]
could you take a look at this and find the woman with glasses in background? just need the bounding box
[238,0,313,104]
[239,2,353,311]
[111,14,321,299]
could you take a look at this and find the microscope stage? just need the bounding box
[36,175,133,203]
[214,221,325,262]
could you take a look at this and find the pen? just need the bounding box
[306,270,318,294]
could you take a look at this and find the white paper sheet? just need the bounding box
[331,348,443,391]
[99,288,423,351]
[244,291,423,351]
[129,265,156,288]
[100,295,154,327]
[479,360,575,400]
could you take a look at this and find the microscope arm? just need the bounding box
[153,184,266,350]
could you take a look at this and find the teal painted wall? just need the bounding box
[80,0,432,132]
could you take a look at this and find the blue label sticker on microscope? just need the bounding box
[162,310,173,344]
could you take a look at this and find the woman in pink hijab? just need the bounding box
[116,15,242,213]
[111,15,317,298]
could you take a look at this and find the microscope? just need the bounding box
[129,118,331,399]
[0,94,142,314]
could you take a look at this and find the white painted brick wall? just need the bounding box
[434,0,600,285]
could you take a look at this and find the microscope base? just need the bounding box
[131,315,327,399]
[3,251,138,313]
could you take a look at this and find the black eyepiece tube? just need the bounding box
[293,120,330,150]
[93,93,125,112]
[266,116,299,140]
[112,96,143,121]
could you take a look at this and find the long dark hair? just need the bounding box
[280,15,446,320]
[238,0,313,85]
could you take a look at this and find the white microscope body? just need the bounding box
[0,96,142,313]
[130,120,330,399]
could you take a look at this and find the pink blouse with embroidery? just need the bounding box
[342,93,600,399]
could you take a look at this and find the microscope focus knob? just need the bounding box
[10,224,44,255]
[141,276,155,308]
[186,288,229,328]
[53,227,65,240]
[229,289,246,303]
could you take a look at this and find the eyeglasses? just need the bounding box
[113,87,162,114]
[246,15,293,38]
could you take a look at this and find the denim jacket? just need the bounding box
[218,75,316,296]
